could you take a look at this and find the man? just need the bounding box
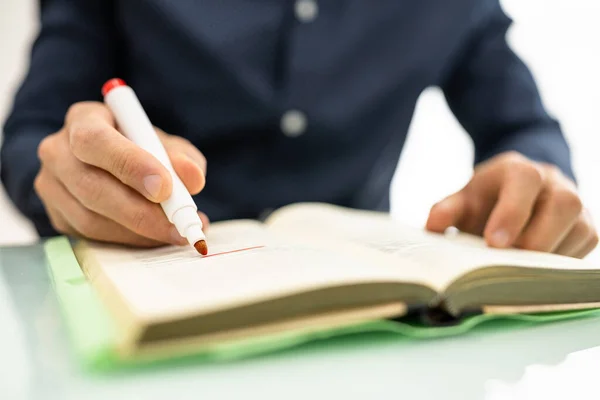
[1,1,597,257]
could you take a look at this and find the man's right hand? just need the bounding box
[34,101,209,247]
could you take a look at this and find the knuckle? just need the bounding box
[73,170,104,206]
[33,170,53,202]
[130,208,151,232]
[168,136,204,158]
[179,136,193,147]
[544,163,563,177]
[50,217,70,234]
[165,134,188,147]
[69,126,101,156]
[129,205,170,238]
[37,135,54,161]
[73,210,97,237]
[550,187,583,213]
[66,101,102,121]
[519,164,543,185]
[33,172,45,195]
[37,132,66,163]
[429,201,452,221]
[65,102,84,121]
[112,148,143,179]
[501,151,526,165]
[505,157,540,178]
[165,133,189,146]
[155,127,171,139]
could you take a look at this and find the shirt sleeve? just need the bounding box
[1,0,117,236]
[440,0,575,181]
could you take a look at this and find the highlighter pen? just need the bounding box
[102,78,208,255]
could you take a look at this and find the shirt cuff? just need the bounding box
[474,127,576,183]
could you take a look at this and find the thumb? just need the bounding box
[426,191,467,233]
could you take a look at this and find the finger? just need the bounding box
[35,168,75,236]
[426,191,468,233]
[162,132,206,195]
[555,211,596,257]
[198,211,210,231]
[515,185,582,253]
[483,164,544,248]
[427,152,531,237]
[65,102,173,202]
[157,129,207,175]
[65,101,116,128]
[37,170,166,247]
[47,206,78,236]
[169,151,206,195]
[44,149,186,245]
[574,235,600,259]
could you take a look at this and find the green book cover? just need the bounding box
[43,236,600,372]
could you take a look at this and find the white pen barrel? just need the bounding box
[104,86,199,225]
[105,86,171,169]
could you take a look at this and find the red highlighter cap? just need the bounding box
[101,78,127,97]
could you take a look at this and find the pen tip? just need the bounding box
[194,240,208,256]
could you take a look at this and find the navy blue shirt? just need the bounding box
[1,0,574,236]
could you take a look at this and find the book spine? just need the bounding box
[419,303,482,327]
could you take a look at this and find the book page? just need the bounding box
[265,203,595,291]
[76,219,427,323]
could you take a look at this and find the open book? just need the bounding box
[74,203,600,359]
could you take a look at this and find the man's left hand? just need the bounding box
[426,152,598,258]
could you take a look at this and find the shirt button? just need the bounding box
[280,110,308,137]
[294,0,318,23]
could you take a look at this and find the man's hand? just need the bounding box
[34,101,209,247]
[426,152,598,258]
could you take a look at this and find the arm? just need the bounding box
[427,1,597,258]
[1,0,117,236]
[2,1,208,246]
[441,0,575,181]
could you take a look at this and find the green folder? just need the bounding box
[44,236,600,372]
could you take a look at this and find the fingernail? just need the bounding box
[491,229,511,247]
[170,226,187,246]
[143,175,163,200]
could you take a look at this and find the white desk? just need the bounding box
[1,244,599,400]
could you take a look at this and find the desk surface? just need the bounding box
[1,244,599,400]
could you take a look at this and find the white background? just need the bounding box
[1,0,599,263]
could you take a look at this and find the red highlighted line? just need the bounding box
[202,245,265,258]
